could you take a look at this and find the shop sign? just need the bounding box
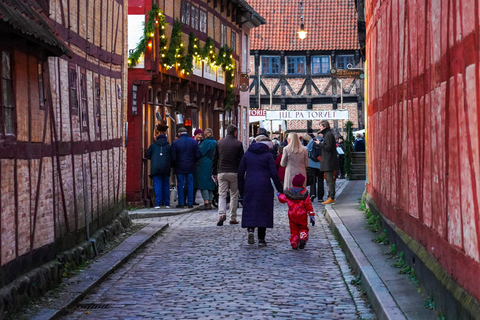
[265,110,349,120]
[330,68,365,79]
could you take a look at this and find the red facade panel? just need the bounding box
[365,0,480,301]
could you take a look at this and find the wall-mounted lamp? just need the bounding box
[297,23,307,40]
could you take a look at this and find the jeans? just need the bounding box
[177,173,194,206]
[201,189,213,202]
[152,175,170,206]
[309,168,324,200]
[218,172,239,221]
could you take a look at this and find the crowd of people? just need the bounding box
[145,121,365,249]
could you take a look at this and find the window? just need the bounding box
[312,56,330,75]
[80,73,88,130]
[95,80,101,138]
[221,24,227,47]
[336,55,355,69]
[191,6,199,30]
[286,56,305,74]
[1,49,14,136]
[181,2,191,25]
[199,11,207,33]
[38,62,45,109]
[69,67,78,113]
[261,56,280,75]
[231,32,236,52]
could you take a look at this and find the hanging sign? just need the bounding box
[330,68,365,79]
[265,110,349,120]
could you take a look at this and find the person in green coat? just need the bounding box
[194,128,217,209]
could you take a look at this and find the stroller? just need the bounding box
[211,182,243,208]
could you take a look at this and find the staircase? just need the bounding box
[350,152,366,180]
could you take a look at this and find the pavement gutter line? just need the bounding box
[31,222,170,320]
[323,205,407,320]
[129,208,197,219]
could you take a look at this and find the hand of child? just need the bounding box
[310,216,315,226]
[276,192,281,197]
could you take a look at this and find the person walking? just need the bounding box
[145,124,175,209]
[315,120,340,204]
[337,136,346,179]
[172,127,201,208]
[238,135,283,245]
[280,132,309,189]
[194,128,216,210]
[353,133,366,152]
[306,135,324,202]
[274,146,286,185]
[278,173,315,250]
[212,125,244,225]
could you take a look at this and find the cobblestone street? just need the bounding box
[62,183,375,319]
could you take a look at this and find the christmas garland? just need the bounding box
[217,46,235,109]
[162,19,185,70]
[128,4,167,68]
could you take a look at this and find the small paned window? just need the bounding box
[286,56,305,75]
[181,2,191,25]
[221,24,227,47]
[38,62,45,109]
[69,67,78,112]
[199,11,207,33]
[191,6,199,30]
[261,56,280,75]
[312,56,330,75]
[1,49,14,136]
[80,73,88,130]
[95,81,101,138]
[336,55,355,69]
[131,84,138,115]
[231,32,236,52]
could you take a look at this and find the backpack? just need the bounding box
[308,142,322,162]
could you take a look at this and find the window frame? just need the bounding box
[38,62,45,110]
[199,10,207,33]
[95,79,101,138]
[181,2,191,26]
[1,48,15,137]
[221,24,227,47]
[191,6,199,30]
[79,71,88,131]
[286,56,306,75]
[261,56,280,75]
[336,54,355,69]
[230,31,236,52]
[69,66,78,116]
[312,55,330,75]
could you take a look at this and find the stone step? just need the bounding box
[349,173,366,180]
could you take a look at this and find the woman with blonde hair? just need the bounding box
[281,132,309,189]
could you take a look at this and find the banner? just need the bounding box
[265,110,349,120]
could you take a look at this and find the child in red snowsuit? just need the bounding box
[278,173,315,250]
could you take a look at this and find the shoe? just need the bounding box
[322,198,335,205]
[229,220,239,224]
[217,214,226,226]
[310,195,316,202]
[248,231,254,244]
[176,205,184,208]
[258,239,267,246]
[291,243,298,250]
[154,206,161,209]
[194,202,200,205]
[299,239,306,249]
[188,205,193,208]
[165,206,170,209]
[205,203,212,210]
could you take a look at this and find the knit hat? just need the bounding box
[194,129,203,135]
[302,134,312,142]
[292,173,305,187]
[178,127,187,133]
[156,123,169,132]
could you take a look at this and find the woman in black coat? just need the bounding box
[238,137,283,246]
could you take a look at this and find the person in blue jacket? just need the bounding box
[145,124,175,209]
[172,127,201,208]
[194,128,216,210]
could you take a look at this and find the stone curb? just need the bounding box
[128,208,198,219]
[31,222,169,320]
[323,205,407,320]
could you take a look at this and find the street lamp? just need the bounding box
[297,2,307,40]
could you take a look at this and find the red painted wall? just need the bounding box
[365,0,480,301]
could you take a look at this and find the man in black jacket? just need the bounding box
[315,120,340,204]
[212,125,245,225]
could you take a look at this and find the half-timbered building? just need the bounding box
[0,0,127,293]
[126,0,264,205]
[248,0,364,137]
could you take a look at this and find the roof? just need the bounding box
[231,0,266,28]
[248,0,359,51]
[0,0,73,57]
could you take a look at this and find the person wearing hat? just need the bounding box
[194,128,216,210]
[238,135,283,245]
[278,173,315,250]
[172,127,201,208]
[145,123,175,209]
[193,128,203,143]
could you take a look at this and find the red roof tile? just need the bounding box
[248,0,359,51]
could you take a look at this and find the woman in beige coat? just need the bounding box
[280,132,309,189]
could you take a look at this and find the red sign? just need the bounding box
[184,118,192,126]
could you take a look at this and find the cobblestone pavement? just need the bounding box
[63,180,376,319]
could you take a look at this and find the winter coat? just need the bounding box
[172,134,201,174]
[274,153,286,182]
[306,139,321,170]
[319,128,340,172]
[238,143,283,228]
[279,187,314,224]
[212,134,244,174]
[145,134,175,176]
[354,138,366,152]
[194,137,216,190]
[280,146,309,189]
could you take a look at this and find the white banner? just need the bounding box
[128,15,146,68]
[265,110,349,120]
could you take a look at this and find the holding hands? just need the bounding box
[310,215,316,226]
